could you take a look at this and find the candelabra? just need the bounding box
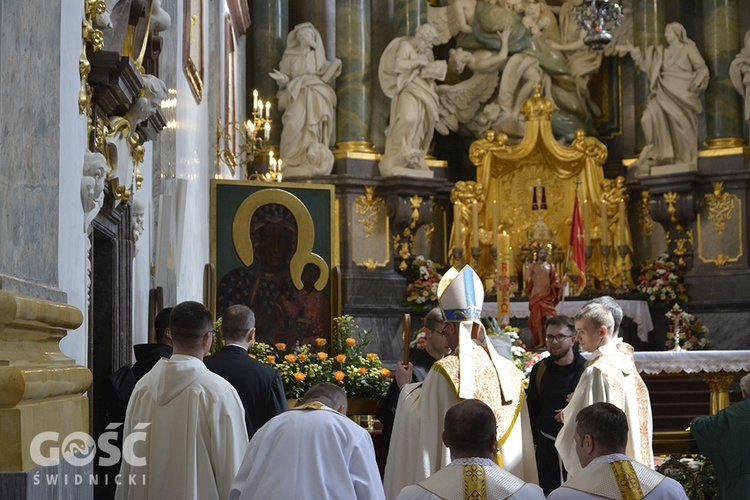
[471,246,481,270]
[616,245,629,295]
[601,244,612,293]
[452,247,464,268]
[582,246,594,295]
[573,0,624,50]
[216,90,276,178]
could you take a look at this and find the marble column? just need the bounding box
[335,0,376,152]
[703,0,744,148]
[394,0,427,38]
[632,0,666,151]
[251,1,289,146]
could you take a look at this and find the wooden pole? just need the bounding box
[402,313,411,365]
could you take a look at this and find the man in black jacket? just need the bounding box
[132,307,173,380]
[205,304,288,439]
[526,314,586,495]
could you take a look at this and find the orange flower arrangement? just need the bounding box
[248,315,390,399]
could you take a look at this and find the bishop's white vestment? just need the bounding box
[547,454,688,499]
[115,355,249,500]
[383,340,538,500]
[229,402,385,500]
[396,457,545,500]
[554,342,653,477]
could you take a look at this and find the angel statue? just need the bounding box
[436,28,511,135]
[378,24,447,177]
[270,23,341,177]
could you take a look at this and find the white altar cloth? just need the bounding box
[632,350,750,375]
[482,299,654,342]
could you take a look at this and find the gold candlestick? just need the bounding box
[601,244,611,293]
[582,246,594,295]
[616,245,629,295]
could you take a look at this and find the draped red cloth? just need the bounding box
[526,266,561,348]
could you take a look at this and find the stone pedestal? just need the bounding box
[327,155,452,364]
[0,291,92,497]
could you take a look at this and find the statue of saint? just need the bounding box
[525,246,561,348]
[730,30,750,125]
[378,24,447,177]
[270,23,341,177]
[618,23,709,175]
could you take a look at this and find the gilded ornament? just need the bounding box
[638,190,654,238]
[355,258,389,271]
[393,195,424,271]
[85,0,106,18]
[663,192,683,231]
[704,182,735,236]
[354,186,384,239]
[82,19,104,52]
[521,83,554,121]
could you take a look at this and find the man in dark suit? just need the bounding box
[205,304,288,439]
[132,307,173,381]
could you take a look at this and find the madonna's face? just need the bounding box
[255,222,294,273]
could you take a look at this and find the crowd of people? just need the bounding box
[110,263,745,499]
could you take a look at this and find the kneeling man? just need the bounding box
[548,403,687,499]
[397,399,544,500]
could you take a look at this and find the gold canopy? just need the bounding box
[455,85,633,292]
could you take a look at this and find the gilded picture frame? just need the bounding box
[183,0,204,103]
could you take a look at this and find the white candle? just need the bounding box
[253,89,258,110]
[601,200,609,245]
[264,122,270,141]
[583,199,591,246]
[499,231,510,255]
[265,101,271,118]
[471,204,479,248]
[492,201,498,248]
[246,119,254,132]
[619,199,627,246]
[454,203,462,250]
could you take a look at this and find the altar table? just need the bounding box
[633,350,750,414]
[483,299,654,342]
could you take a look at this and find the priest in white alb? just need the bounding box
[555,302,653,478]
[383,266,537,500]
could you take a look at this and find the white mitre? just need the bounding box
[437,266,514,400]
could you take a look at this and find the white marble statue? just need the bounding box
[730,30,750,124]
[152,0,171,33]
[270,23,341,178]
[437,30,510,134]
[81,151,108,232]
[618,23,709,176]
[127,74,168,136]
[131,194,146,253]
[378,24,447,177]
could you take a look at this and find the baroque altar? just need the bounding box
[453,86,634,295]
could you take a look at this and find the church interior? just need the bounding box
[2,0,750,497]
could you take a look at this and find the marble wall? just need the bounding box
[0,0,62,293]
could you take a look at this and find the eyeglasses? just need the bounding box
[432,324,451,336]
[546,334,574,342]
